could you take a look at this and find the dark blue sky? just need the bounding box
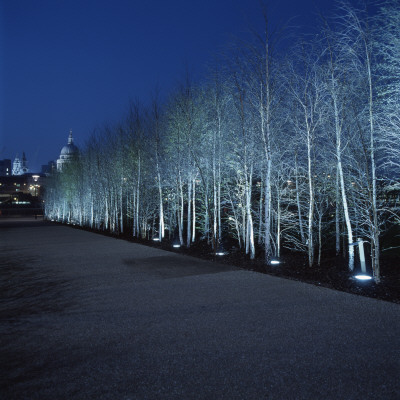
[1,0,336,172]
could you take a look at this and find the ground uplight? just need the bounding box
[216,243,227,256]
[354,274,372,281]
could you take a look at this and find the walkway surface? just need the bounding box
[1,217,399,400]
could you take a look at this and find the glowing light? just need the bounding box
[216,252,226,256]
[173,244,181,248]
[270,260,280,265]
[153,238,160,241]
[354,274,372,281]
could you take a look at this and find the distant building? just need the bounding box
[0,159,11,176]
[57,131,79,171]
[41,161,57,175]
[0,173,45,205]
[12,152,29,175]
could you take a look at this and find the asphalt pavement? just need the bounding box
[1,217,399,399]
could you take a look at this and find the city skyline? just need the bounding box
[2,0,339,171]
[0,132,72,174]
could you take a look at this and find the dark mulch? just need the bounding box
[58,221,400,304]
[184,243,400,305]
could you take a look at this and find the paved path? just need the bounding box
[1,218,399,400]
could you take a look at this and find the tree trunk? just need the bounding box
[187,177,192,247]
[192,177,196,242]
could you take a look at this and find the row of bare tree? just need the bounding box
[45,1,400,282]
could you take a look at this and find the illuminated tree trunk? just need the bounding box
[192,177,196,242]
[90,193,94,229]
[178,171,184,245]
[157,170,164,241]
[213,137,218,246]
[365,40,380,282]
[306,122,315,267]
[335,170,340,255]
[152,96,165,241]
[295,154,305,244]
[318,212,323,266]
[187,177,192,247]
[136,153,141,237]
[337,158,354,270]
[258,178,263,244]
[120,184,123,234]
[335,104,354,270]
[276,187,281,258]
[245,163,255,259]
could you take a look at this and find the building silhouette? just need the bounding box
[0,159,11,176]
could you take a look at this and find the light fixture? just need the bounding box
[350,238,372,281]
[171,230,181,248]
[215,241,227,256]
[354,274,372,281]
[270,257,280,265]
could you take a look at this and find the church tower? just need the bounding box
[12,155,21,175]
[12,152,29,175]
[21,152,29,174]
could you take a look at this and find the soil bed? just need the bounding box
[63,221,400,304]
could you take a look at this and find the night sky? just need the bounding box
[1,0,336,172]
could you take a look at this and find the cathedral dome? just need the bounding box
[60,142,78,156]
[57,131,79,171]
